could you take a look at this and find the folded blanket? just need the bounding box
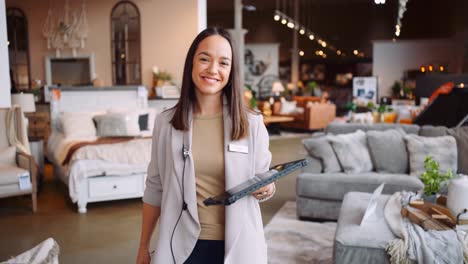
[385,192,465,264]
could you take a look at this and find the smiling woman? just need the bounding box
[137,27,275,264]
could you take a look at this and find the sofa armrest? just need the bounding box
[302,156,322,173]
[16,152,37,192]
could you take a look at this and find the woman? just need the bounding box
[136,27,275,264]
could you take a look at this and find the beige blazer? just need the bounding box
[143,100,272,264]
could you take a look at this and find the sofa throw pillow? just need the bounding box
[0,146,16,166]
[404,134,458,176]
[367,129,408,174]
[447,127,468,175]
[94,113,141,137]
[280,101,297,115]
[60,112,97,139]
[302,136,341,173]
[327,130,374,173]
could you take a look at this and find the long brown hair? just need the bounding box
[170,27,250,140]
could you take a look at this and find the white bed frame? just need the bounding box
[50,86,149,213]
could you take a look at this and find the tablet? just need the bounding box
[203,159,309,206]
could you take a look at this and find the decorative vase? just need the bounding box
[447,175,468,220]
[422,193,437,204]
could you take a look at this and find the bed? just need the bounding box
[46,86,163,213]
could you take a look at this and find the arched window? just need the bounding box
[111,1,141,85]
[7,8,31,91]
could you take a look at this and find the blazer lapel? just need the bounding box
[223,99,250,260]
[170,110,199,225]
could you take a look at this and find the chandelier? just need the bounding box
[42,0,88,57]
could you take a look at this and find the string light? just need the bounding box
[299,50,304,56]
[273,9,362,58]
[353,50,358,55]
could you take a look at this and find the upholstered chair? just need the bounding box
[0,106,37,212]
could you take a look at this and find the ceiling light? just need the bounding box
[318,50,324,56]
[353,50,358,55]
[274,14,280,21]
[321,41,327,48]
[299,28,305,35]
[460,83,465,88]
[299,51,304,56]
[287,22,294,28]
[281,18,287,24]
[309,34,315,40]
[322,54,327,59]
[337,50,342,55]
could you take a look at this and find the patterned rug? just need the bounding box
[265,202,337,264]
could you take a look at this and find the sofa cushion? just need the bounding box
[296,172,423,201]
[419,125,448,137]
[0,146,16,166]
[405,134,458,176]
[302,136,341,173]
[327,130,373,173]
[0,164,29,186]
[447,127,468,174]
[325,123,419,135]
[367,129,408,174]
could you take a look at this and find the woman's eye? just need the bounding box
[200,58,209,62]
[221,62,230,66]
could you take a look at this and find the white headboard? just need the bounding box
[48,86,148,131]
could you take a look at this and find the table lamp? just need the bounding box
[11,93,36,113]
[272,81,285,97]
[11,93,36,129]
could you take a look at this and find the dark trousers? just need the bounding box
[184,239,225,264]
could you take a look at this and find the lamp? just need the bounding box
[271,81,285,96]
[11,93,36,113]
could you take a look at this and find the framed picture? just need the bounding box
[244,44,279,99]
[353,77,378,104]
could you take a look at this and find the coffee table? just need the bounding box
[334,192,395,264]
[263,115,294,134]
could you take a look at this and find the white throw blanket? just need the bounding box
[385,192,466,264]
[1,238,59,264]
[70,138,152,164]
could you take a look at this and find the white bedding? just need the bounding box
[47,132,152,202]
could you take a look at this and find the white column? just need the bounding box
[234,0,245,87]
[290,0,299,90]
[0,0,11,107]
[197,0,207,33]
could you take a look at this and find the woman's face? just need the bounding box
[192,35,232,98]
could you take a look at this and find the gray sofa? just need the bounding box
[296,123,467,221]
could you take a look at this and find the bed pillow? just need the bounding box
[404,134,458,176]
[367,129,408,174]
[94,112,141,137]
[302,136,341,173]
[138,114,149,131]
[60,112,97,139]
[0,146,16,166]
[327,130,374,173]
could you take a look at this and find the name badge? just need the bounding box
[228,144,248,154]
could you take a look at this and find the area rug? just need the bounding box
[265,201,336,264]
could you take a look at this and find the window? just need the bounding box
[7,8,31,91]
[111,1,141,85]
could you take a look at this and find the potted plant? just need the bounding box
[420,156,454,203]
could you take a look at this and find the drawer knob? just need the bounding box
[113,185,117,189]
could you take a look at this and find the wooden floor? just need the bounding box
[0,136,307,263]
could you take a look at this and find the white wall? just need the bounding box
[0,0,11,107]
[6,0,207,88]
[372,39,459,99]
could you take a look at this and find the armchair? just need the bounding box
[273,96,337,130]
[0,107,37,212]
